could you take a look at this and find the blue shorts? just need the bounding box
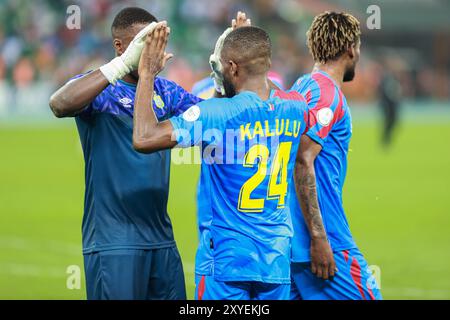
[290,248,382,300]
[195,275,290,300]
[83,247,186,300]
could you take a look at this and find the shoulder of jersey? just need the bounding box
[153,76,171,88]
[272,90,307,103]
[310,72,339,104]
[293,73,313,87]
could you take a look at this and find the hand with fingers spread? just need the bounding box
[133,21,177,156]
[138,21,173,78]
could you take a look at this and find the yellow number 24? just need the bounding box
[237,142,292,212]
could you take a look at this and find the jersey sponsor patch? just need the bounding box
[182,105,201,122]
[317,107,334,127]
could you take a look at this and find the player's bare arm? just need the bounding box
[50,21,159,118]
[49,70,109,118]
[133,22,176,154]
[294,135,337,280]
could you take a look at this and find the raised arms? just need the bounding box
[294,135,337,280]
[132,22,176,154]
[49,71,109,118]
[49,22,158,118]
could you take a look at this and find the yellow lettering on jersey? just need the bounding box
[293,120,301,138]
[275,119,284,136]
[253,121,264,137]
[240,123,252,141]
[284,119,292,136]
[264,120,275,137]
[240,119,302,141]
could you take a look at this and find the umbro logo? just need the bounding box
[119,97,133,108]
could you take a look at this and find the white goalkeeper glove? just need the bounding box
[209,27,233,95]
[100,22,158,85]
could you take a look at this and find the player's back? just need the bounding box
[190,90,308,283]
[209,91,306,226]
[290,71,355,262]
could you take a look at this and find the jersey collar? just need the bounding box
[240,89,276,102]
[315,70,340,87]
[117,79,137,87]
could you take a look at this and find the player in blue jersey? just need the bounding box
[48,7,202,300]
[132,24,309,300]
[289,12,382,300]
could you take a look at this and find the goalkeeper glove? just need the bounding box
[100,22,158,85]
[209,27,233,95]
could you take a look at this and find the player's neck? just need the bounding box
[313,62,345,87]
[238,76,271,100]
[122,74,139,85]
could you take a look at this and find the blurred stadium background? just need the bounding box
[0,0,449,299]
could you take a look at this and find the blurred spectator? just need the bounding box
[378,66,402,148]
[0,56,8,115]
[0,0,448,116]
[13,57,35,88]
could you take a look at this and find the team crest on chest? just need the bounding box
[153,94,165,109]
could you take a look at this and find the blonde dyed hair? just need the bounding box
[307,11,361,63]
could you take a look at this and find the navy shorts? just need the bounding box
[290,248,382,300]
[83,246,186,300]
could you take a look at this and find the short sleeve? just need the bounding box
[158,79,203,117]
[306,86,343,146]
[169,99,226,148]
[66,71,98,117]
[291,74,344,146]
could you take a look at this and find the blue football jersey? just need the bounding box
[289,71,356,262]
[72,74,202,254]
[170,90,308,283]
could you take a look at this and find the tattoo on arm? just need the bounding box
[295,165,327,239]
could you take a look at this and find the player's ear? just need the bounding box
[347,46,355,60]
[229,60,238,77]
[113,38,123,55]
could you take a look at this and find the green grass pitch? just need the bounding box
[0,115,449,299]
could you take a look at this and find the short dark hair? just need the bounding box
[111,7,157,36]
[222,26,272,75]
[307,11,361,63]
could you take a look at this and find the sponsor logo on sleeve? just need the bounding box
[317,107,334,126]
[182,105,201,122]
